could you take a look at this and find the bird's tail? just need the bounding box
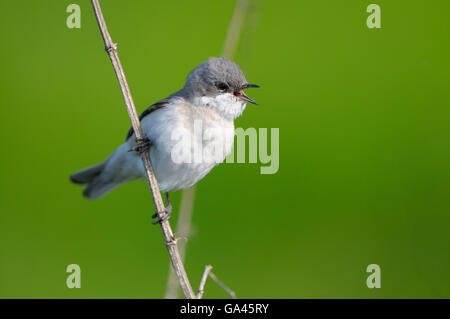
[70,161,119,200]
[70,162,105,185]
[70,144,138,199]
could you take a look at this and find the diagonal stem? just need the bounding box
[196,265,213,299]
[90,0,195,299]
[196,265,237,299]
[208,271,238,299]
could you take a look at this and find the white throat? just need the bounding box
[193,93,246,120]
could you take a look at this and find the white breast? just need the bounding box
[133,97,236,192]
[194,93,247,120]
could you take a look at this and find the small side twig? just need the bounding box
[196,265,213,299]
[196,265,237,299]
[208,271,238,299]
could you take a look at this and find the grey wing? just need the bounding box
[125,99,170,140]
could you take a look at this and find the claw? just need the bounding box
[152,211,171,225]
[151,206,172,224]
[152,192,172,225]
[128,136,152,153]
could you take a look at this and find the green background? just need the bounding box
[1,0,449,298]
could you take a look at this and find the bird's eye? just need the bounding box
[216,82,229,92]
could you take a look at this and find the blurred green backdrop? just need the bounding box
[1,0,449,298]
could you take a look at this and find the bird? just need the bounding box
[70,57,259,223]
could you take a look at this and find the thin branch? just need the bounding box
[209,271,237,299]
[164,186,195,298]
[90,0,195,299]
[165,0,254,299]
[196,267,238,299]
[222,0,250,60]
[196,265,213,299]
[196,265,237,299]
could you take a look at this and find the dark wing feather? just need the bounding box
[125,99,170,140]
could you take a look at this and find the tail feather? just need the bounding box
[70,144,135,199]
[70,162,105,185]
[82,178,118,200]
[70,161,117,200]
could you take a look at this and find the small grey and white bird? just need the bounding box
[70,57,259,219]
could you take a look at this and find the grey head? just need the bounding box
[181,57,260,105]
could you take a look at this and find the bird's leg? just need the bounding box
[128,136,152,153]
[152,192,173,224]
[165,192,173,215]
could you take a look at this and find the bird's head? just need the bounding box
[183,57,260,119]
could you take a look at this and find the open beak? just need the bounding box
[238,83,260,105]
[239,93,259,105]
